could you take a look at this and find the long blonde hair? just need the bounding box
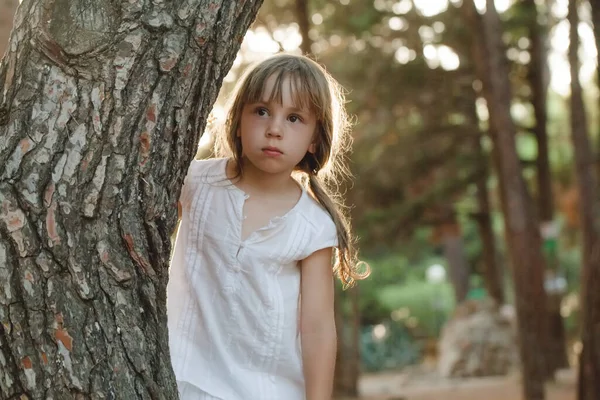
[214,53,369,287]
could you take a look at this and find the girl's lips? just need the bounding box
[262,147,283,157]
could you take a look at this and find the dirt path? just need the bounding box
[356,368,576,400]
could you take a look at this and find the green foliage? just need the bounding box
[360,321,422,372]
[378,281,455,338]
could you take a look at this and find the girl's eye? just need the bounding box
[288,115,302,123]
[256,107,268,116]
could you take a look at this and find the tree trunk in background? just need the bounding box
[473,168,505,305]
[464,97,504,305]
[0,0,18,57]
[438,214,469,303]
[295,0,313,56]
[333,286,361,398]
[0,1,262,398]
[463,1,550,399]
[568,2,600,399]
[525,0,569,373]
[589,0,600,178]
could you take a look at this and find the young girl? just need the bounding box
[167,53,368,400]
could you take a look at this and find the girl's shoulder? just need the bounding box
[296,195,339,258]
[299,193,337,236]
[180,157,228,207]
[300,194,335,225]
[186,157,227,178]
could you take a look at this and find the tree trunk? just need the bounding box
[333,285,360,398]
[465,99,504,305]
[568,2,600,399]
[463,1,549,399]
[589,0,600,178]
[295,0,313,56]
[525,0,569,373]
[0,0,18,57]
[0,1,263,399]
[438,216,469,304]
[473,170,505,305]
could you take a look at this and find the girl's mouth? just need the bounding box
[262,147,283,157]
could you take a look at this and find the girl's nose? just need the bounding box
[266,118,283,138]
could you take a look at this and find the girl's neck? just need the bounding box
[229,158,297,196]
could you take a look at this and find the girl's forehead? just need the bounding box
[251,72,314,110]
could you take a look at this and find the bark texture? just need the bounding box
[463,1,549,399]
[568,1,600,399]
[524,0,569,373]
[0,0,262,399]
[0,0,18,57]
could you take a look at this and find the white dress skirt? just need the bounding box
[178,381,223,400]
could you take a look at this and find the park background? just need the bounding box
[1,0,600,399]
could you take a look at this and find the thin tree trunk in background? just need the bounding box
[295,0,313,56]
[0,1,263,398]
[473,169,505,305]
[335,187,362,396]
[525,0,570,373]
[439,215,470,303]
[590,0,600,178]
[463,1,550,399]
[464,97,504,305]
[333,286,360,398]
[0,0,18,56]
[568,2,600,399]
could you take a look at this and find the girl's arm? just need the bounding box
[300,247,337,400]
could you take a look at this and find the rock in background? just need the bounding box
[438,299,519,378]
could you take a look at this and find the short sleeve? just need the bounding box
[179,159,211,209]
[300,218,339,260]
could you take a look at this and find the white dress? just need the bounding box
[167,158,338,400]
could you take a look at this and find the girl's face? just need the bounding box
[238,74,318,176]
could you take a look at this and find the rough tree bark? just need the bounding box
[0,0,19,57]
[524,0,569,373]
[568,1,600,399]
[463,0,550,399]
[0,0,263,399]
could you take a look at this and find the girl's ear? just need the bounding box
[308,128,320,154]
